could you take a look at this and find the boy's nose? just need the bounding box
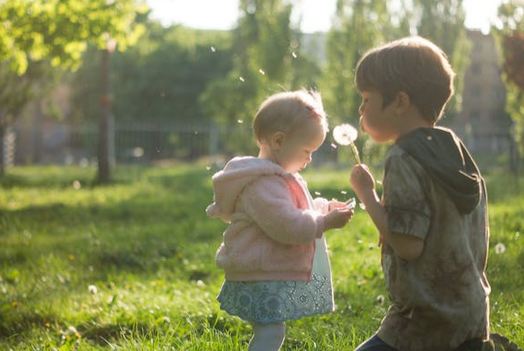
[359,116,366,132]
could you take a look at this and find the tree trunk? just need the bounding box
[97,48,115,183]
[0,123,5,176]
[32,100,44,164]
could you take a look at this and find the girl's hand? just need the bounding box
[350,164,376,200]
[324,207,354,230]
[328,200,351,211]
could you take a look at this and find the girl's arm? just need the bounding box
[242,175,352,245]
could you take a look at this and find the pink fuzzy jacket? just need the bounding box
[206,156,329,281]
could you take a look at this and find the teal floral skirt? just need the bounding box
[217,273,334,324]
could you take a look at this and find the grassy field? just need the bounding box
[0,163,522,350]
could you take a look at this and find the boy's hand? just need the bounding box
[324,207,354,230]
[350,164,376,201]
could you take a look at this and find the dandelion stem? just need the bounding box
[350,143,361,164]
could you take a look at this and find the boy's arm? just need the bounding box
[357,187,424,261]
[351,164,425,261]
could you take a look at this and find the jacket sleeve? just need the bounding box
[241,175,326,245]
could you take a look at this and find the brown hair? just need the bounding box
[253,90,328,142]
[355,36,455,124]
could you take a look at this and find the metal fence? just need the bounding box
[10,121,520,172]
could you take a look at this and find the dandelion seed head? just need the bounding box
[495,242,506,254]
[88,284,98,295]
[333,124,358,146]
[376,294,385,304]
[132,147,144,158]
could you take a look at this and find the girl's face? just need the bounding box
[273,121,326,173]
[358,90,398,143]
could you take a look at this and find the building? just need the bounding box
[453,30,514,156]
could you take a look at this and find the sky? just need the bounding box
[147,0,503,35]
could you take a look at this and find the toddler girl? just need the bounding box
[207,90,354,350]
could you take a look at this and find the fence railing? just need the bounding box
[11,121,520,172]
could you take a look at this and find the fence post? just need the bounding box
[209,123,219,158]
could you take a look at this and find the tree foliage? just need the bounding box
[496,0,524,153]
[0,0,146,124]
[412,0,470,117]
[70,23,233,125]
[200,0,299,154]
[0,0,146,75]
[322,0,393,127]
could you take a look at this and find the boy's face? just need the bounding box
[358,90,398,143]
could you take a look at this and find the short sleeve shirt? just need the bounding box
[377,145,491,351]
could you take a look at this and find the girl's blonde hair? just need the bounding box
[253,90,328,142]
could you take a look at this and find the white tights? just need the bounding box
[248,322,286,351]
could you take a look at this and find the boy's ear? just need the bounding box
[270,131,286,150]
[395,91,411,114]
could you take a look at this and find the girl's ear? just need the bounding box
[395,91,411,114]
[270,131,286,150]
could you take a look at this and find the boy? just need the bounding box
[350,37,491,351]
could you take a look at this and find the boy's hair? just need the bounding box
[253,90,328,142]
[355,36,455,124]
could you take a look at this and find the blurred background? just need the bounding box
[1,0,524,181]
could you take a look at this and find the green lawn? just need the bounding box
[0,164,522,350]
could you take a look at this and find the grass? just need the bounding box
[0,163,522,350]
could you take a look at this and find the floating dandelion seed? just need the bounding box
[206,166,211,171]
[258,68,265,75]
[340,190,347,195]
[330,143,338,149]
[314,191,321,196]
[210,46,216,52]
[345,197,356,209]
[237,119,244,124]
[333,124,361,164]
[239,76,245,82]
[72,180,81,190]
[495,242,506,254]
[292,52,297,58]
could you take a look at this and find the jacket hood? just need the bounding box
[396,127,483,214]
[206,156,287,222]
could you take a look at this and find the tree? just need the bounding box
[496,0,524,156]
[0,0,146,178]
[321,0,393,165]
[412,0,470,119]
[200,0,295,155]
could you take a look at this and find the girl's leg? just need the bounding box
[248,322,286,351]
[355,334,399,351]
